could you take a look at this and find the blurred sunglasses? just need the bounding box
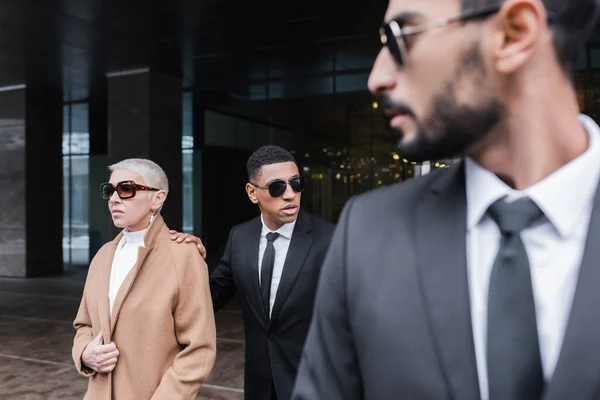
[101,180,160,200]
[379,4,501,68]
[251,175,306,198]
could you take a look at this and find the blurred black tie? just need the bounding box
[486,197,544,400]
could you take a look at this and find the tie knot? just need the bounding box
[266,232,280,243]
[487,197,543,235]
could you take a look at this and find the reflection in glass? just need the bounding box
[295,93,456,222]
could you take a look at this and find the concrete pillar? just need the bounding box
[0,73,63,277]
[107,70,183,232]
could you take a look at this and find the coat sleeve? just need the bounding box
[209,226,237,311]
[72,259,100,378]
[151,245,217,400]
[291,197,363,400]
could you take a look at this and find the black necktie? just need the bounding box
[486,197,544,400]
[261,232,280,317]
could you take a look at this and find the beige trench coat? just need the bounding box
[72,215,216,399]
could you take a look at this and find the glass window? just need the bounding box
[336,73,370,93]
[182,92,194,234]
[63,102,90,267]
[574,45,588,71]
[590,47,600,69]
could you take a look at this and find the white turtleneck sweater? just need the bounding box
[109,228,148,317]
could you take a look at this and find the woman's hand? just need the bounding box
[81,331,120,373]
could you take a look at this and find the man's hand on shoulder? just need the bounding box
[168,230,207,259]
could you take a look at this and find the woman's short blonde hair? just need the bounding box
[109,158,169,194]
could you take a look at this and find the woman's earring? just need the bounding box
[149,209,156,224]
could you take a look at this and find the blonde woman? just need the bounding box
[72,158,216,399]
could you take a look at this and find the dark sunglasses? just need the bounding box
[379,4,501,68]
[100,180,160,200]
[251,175,306,198]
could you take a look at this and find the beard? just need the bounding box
[385,42,506,163]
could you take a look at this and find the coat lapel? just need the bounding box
[270,212,313,324]
[98,238,120,343]
[110,247,151,333]
[106,215,166,335]
[543,182,600,400]
[416,163,481,400]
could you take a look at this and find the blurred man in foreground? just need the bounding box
[293,1,600,399]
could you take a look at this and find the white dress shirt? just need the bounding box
[108,228,147,317]
[258,215,296,317]
[465,114,600,400]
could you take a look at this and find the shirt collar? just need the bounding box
[260,214,296,240]
[466,114,600,238]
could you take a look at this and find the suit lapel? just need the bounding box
[416,163,481,400]
[270,212,313,324]
[544,183,600,400]
[242,218,270,328]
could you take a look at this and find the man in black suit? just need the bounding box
[174,145,334,400]
[292,0,600,400]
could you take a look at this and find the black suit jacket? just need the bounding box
[210,210,335,400]
[293,162,600,399]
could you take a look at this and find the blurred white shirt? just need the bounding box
[465,114,600,400]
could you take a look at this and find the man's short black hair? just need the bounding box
[247,145,297,182]
[462,0,599,71]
